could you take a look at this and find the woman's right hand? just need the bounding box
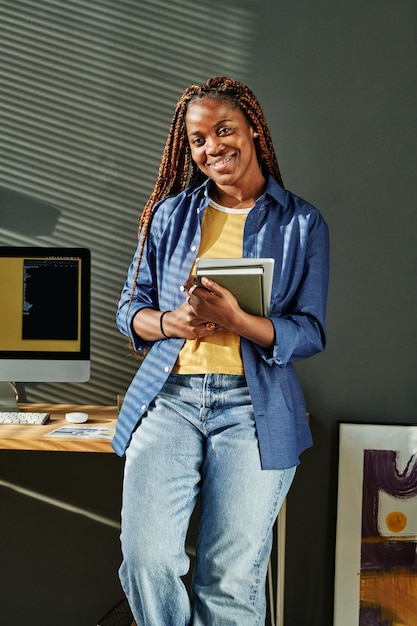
[132,299,220,341]
[162,300,218,339]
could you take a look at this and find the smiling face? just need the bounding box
[185,97,265,201]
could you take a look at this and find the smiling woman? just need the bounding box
[185,98,265,208]
[114,76,329,626]
[185,98,264,208]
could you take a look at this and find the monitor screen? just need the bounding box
[0,247,90,382]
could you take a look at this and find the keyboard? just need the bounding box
[0,411,50,425]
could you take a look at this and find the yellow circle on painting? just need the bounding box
[386,511,407,533]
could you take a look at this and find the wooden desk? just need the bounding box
[0,403,117,453]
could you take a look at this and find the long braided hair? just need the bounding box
[128,77,284,328]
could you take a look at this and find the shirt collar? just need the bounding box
[184,177,212,200]
[263,175,287,206]
[186,175,287,208]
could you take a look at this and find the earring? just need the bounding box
[253,132,259,138]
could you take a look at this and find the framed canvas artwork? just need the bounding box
[334,422,417,626]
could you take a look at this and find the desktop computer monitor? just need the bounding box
[0,246,91,384]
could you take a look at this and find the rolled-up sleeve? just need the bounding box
[116,236,158,351]
[258,212,329,367]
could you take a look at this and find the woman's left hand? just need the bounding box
[186,275,275,350]
[186,276,240,331]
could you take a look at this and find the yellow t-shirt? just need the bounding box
[172,198,251,375]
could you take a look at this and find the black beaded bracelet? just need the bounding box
[159,311,171,338]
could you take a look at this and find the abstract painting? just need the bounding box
[334,423,417,626]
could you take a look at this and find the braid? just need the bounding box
[127,77,283,347]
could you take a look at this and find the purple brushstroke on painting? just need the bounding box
[361,449,417,571]
[359,605,391,626]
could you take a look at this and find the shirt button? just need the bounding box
[191,245,197,252]
[164,367,170,373]
[141,404,146,411]
[179,285,185,292]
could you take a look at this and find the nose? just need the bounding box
[205,135,225,155]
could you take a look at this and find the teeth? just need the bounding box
[211,155,233,168]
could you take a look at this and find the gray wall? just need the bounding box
[1,1,416,624]
[252,2,417,624]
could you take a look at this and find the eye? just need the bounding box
[191,136,205,146]
[218,126,232,136]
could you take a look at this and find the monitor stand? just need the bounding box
[0,382,20,411]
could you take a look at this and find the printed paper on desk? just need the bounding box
[45,426,115,439]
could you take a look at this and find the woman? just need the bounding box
[114,76,329,625]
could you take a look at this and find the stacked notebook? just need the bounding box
[196,257,275,317]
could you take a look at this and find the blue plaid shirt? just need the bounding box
[113,176,329,469]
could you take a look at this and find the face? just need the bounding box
[185,97,263,192]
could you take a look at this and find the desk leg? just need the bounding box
[276,497,286,626]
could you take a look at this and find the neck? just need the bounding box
[211,178,266,209]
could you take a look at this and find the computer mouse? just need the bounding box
[65,411,88,424]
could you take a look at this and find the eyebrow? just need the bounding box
[214,118,233,127]
[188,118,233,136]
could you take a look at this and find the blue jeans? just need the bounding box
[119,373,296,626]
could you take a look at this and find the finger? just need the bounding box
[199,276,221,295]
[183,276,197,292]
